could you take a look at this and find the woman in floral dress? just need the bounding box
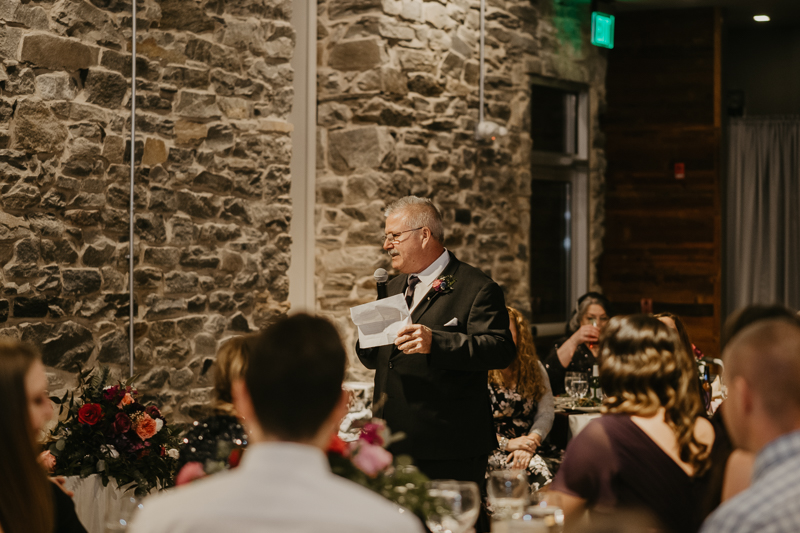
[487,307,554,492]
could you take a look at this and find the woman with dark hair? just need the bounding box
[549,315,716,532]
[486,307,554,491]
[0,340,86,533]
[543,292,611,395]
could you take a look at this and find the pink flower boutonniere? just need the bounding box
[431,275,456,294]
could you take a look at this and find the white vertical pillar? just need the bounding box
[288,0,318,313]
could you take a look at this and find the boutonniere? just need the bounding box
[431,275,456,294]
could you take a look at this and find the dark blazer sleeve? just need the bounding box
[355,341,379,369]
[428,281,515,371]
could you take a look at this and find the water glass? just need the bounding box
[526,491,565,533]
[487,469,529,521]
[424,480,481,533]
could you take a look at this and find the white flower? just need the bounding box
[97,460,106,472]
[155,418,164,433]
[101,445,120,459]
[167,449,180,460]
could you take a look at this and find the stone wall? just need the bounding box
[314,0,607,378]
[0,0,295,420]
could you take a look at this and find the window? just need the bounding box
[529,81,589,336]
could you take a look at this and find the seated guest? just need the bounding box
[701,318,800,533]
[131,314,424,533]
[176,336,250,484]
[655,312,703,359]
[550,314,715,532]
[721,304,799,349]
[544,292,611,395]
[487,307,554,492]
[0,340,87,533]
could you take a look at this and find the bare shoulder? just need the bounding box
[693,416,715,447]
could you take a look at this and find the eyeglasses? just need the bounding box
[382,227,423,244]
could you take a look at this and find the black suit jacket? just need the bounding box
[357,252,516,461]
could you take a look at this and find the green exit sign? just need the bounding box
[591,12,615,49]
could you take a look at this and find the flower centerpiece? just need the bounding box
[327,418,433,518]
[45,367,180,496]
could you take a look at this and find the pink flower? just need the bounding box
[351,443,393,477]
[118,393,134,408]
[38,451,56,473]
[175,462,207,486]
[360,422,386,446]
[134,413,157,440]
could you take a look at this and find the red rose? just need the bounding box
[78,403,103,425]
[326,434,349,457]
[113,412,132,434]
[145,405,162,419]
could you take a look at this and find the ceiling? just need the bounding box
[612,0,800,28]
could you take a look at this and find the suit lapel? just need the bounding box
[411,253,460,323]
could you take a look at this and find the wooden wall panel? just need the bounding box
[599,8,723,357]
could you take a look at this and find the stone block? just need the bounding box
[165,271,199,294]
[39,321,94,368]
[85,69,127,108]
[20,34,98,71]
[217,97,252,119]
[407,73,444,96]
[142,137,168,166]
[82,239,115,267]
[193,171,232,194]
[328,126,395,171]
[62,268,102,295]
[184,38,239,71]
[174,90,221,120]
[0,25,23,60]
[441,51,465,78]
[5,67,35,95]
[180,247,220,269]
[11,98,68,154]
[174,120,208,146]
[330,0,382,18]
[143,247,181,268]
[378,18,415,40]
[102,135,125,163]
[100,50,157,80]
[97,329,129,364]
[425,1,456,29]
[159,0,215,33]
[177,190,217,219]
[397,48,436,73]
[328,38,382,72]
[400,0,423,21]
[162,65,210,89]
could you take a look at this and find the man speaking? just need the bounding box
[357,196,516,530]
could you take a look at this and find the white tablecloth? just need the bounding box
[567,413,601,440]
[64,475,148,533]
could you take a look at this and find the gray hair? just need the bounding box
[568,295,607,333]
[384,196,444,243]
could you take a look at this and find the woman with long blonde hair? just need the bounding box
[486,307,554,491]
[550,314,715,532]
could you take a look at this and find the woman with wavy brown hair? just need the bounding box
[0,340,86,533]
[550,314,715,533]
[486,307,554,491]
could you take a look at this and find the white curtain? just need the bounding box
[726,117,800,314]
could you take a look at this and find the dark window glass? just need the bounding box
[530,179,571,323]
[531,85,578,154]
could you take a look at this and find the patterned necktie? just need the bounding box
[405,275,420,309]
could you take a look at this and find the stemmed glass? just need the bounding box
[565,371,589,407]
[486,469,529,521]
[424,480,481,533]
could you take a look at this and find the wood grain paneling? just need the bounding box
[600,8,723,357]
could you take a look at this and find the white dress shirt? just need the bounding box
[408,249,450,312]
[130,442,424,533]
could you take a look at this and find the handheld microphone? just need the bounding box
[374,268,388,300]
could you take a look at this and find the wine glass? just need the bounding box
[424,480,481,533]
[573,373,589,401]
[564,372,581,407]
[487,469,528,521]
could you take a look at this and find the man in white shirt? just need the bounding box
[131,314,424,533]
